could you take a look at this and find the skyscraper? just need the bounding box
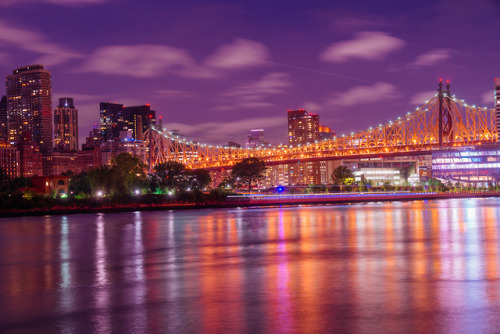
[6,65,53,152]
[288,109,319,146]
[100,102,125,142]
[495,78,500,134]
[0,95,6,144]
[54,97,79,151]
[287,109,320,185]
[100,102,155,141]
[123,104,156,141]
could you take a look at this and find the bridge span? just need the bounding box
[145,82,497,172]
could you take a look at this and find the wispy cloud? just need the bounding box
[327,82,399,107]
[481,90,494,105]
[409,90,437,105]
[205,38,269,70]
[0,20,82,66]
[219,72,292,109]
[320,31,405,63]
[52,92,104,103]
[412,49,451,67]
[154,89,197,99]
[82,44,208,78]
[167,117,287,143]
[1,0,105,6]
[82,38,270,78]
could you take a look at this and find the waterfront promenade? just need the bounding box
[1,191,499,217]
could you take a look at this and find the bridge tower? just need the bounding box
[438,79,453,146]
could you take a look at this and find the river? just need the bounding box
[1,198,500,333]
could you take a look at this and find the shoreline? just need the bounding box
[1,191,499,218]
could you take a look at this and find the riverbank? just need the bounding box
[1,191,499,218]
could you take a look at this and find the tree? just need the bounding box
[0,167,7,192]
[186,168,212,190]
[69,171,92,197]
[88,165,114,195]
[111,153,147,194]
[231,157,266,192]
[330,166,354,186]
[154,161,187,192]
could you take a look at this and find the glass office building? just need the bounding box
[432,145,500,186]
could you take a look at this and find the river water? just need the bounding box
[1,198,500,333]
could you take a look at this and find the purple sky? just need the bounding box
[1,0,499,147]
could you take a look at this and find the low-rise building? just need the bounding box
[31,175,70,196]
[0,145,20,179]
[432,145,500,187]
[101,139,146,166]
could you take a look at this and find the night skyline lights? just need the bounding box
[0,0,499,147]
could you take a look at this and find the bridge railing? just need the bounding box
[145,94,497,170]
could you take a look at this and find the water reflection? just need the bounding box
[1,198,500,333]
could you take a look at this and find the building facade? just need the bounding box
[101,139,146,166]
[0,145,20,179]
[18,133,43,177]
[0,95,7,144]
[495,78,500,134]
[287,109,321,185]
[432,145,500,187]
[288,109,319,146]
[77,147,102,174]
[42,151,78,176]
[54,97,78,151]
[246,129,267,148]
[6,65,53,152]
[100,102,156,142]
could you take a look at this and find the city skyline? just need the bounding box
[0,0,499,146]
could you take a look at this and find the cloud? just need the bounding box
[52,92,104,105]
[166,117,287,143]
[82,45,206,78]
[154,89,197,99]
[410,91,437,105]
[82,38,270,78]
[1,0,105,6]
[0,20,81,66]
[481,90,494,105]
[320,31,405,63]
[220,72,292,109]
[226,72,291,97]
[330,16,391,31]
[327,82,399,107]
[302,102,324,113]
[412,49,451,67]
[205,38,269,70]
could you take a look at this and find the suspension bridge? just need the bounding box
[145,81,497,171]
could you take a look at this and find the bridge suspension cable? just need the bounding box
[145,87,496,171]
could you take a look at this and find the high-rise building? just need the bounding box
[54,97,79,151]
[6,65,52,152]
[288,109,319,146]
[0,95,7,144]
[124,104,156,141]
[18,132,43,177]
[100,102,125,142]
[100,102,156,142]
[495,78,500,134]
[246,129,267,148]
[82,126,102,150]
[287,109,321,185]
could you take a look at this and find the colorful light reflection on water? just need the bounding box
[1,198,500,333]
